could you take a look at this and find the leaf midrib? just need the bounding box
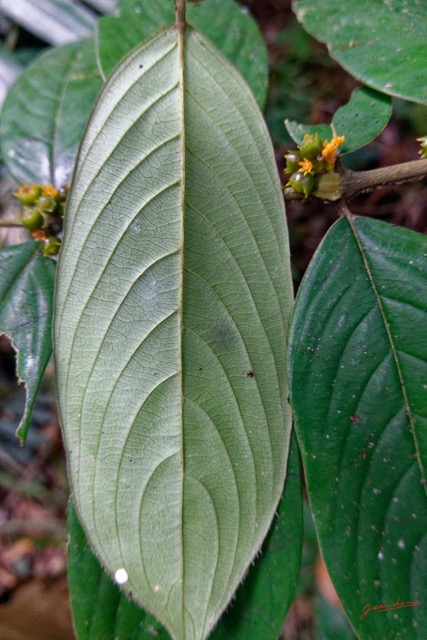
[177,19,186,640]
[347,215,427,494]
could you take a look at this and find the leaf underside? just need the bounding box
[290,216,427,639]
[67,434,302,640]
[0,242,56,443]
[55,26,293,640]
[96,0,269,109]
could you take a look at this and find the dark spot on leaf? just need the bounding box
[246,370,254,378]
[209,320,235,346]
[350,415,360,423]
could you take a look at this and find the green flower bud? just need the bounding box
[14,184,41,206]
[284,151,302,174]
[287,171,316,197]
[19,206,44,231]
[42,235,61,257]
[38,195,58,214]
[299,132,323,161]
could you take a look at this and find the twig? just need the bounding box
[342,159,427,199]
[284,158,427,203]
[175,0,186,29]
[0,219,23,227]
[336,200,353,220]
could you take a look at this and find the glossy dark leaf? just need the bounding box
[293,0,427,104]
[0,38,102,187]
[286,87,392,154]
[290,216,427,639]
[0,242,56,443]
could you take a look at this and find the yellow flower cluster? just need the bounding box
[284,132,345,197]
[13,182,68,256]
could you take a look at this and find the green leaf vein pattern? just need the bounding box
[55,27,293,640]
[289,217,427,639]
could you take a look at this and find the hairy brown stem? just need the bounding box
[175,0,186,29]
[342,158,427,199]
[0,219,23,227]
[336,200,353,220]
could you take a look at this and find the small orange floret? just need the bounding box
[321,135,345,169]
[298,158,313,176]
[40,184,59,199]
[13,183,29,196]
[31,229,46,241]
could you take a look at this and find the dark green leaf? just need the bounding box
[0,38,102,187]
[293,0,427,105]
[0,0,96,45]
[289,216,427,639]
[332,88,391,153]
[285,121,333,148]
[314,595,357,640]
[286,87,392,154]
[68,435,302,640]
[97,0,268,108]
[0,242,56,443]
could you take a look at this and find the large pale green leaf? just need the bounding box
[55,25,293,640]
[0,242,56,443]
[68,501,170,640]
[96,0,268,108]
[211,433,302,640]
[0,0,96,45]
[0,38,102,187]
[67,435,302,640]
[285,87,392,155]
[293,0,427,105]
[289,216,427,639]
